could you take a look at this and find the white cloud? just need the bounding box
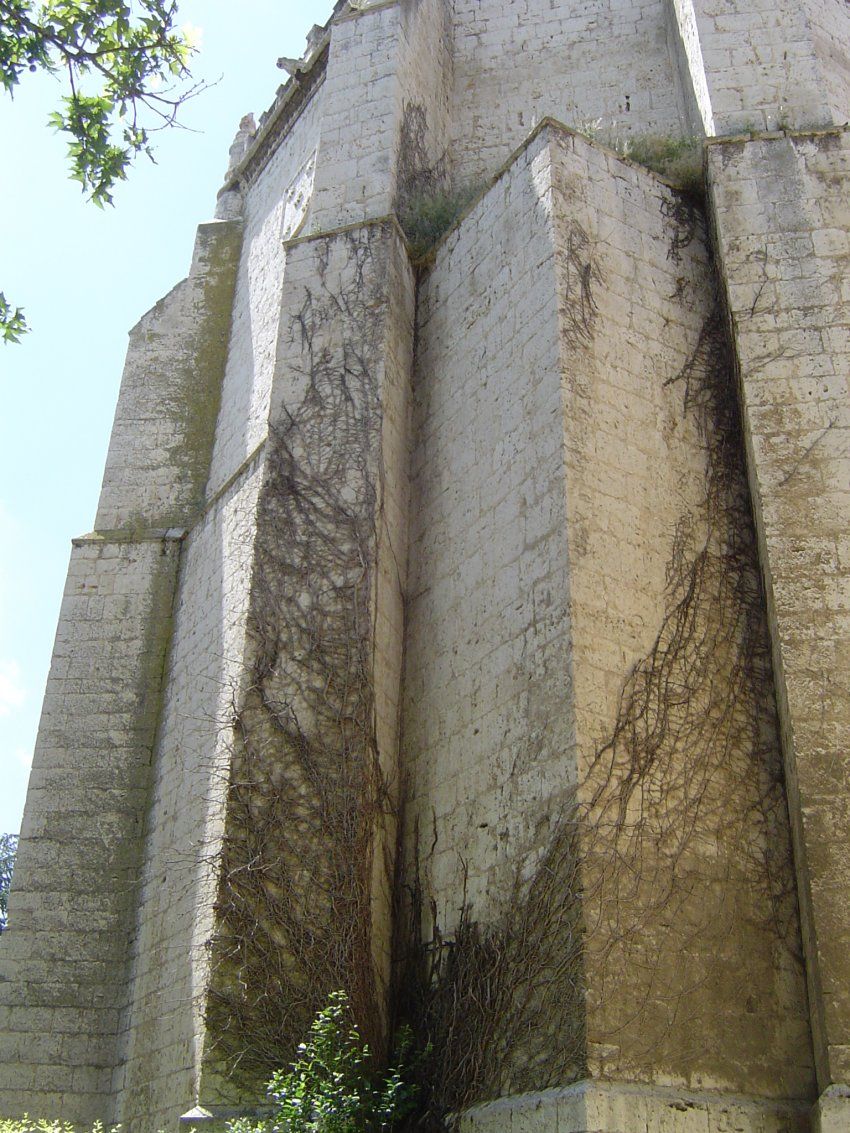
[0,501,23,634]
[0,660,26,718]
[13,746,32,771]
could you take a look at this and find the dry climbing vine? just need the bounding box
[579,307,799,1065]
[396,248,801,1126]
[205,228,395,1090]
[396,101,478,263]
[396,807,587,1126]
[201,150,800,1123]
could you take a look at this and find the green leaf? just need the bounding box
[0,295,29,345]
[3,0,203,209]
[229,992,418,1133]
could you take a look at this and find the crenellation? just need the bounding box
[206,92,325,498]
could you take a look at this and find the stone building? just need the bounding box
[1,1,848,1130]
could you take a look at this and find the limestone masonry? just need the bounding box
[1,2,848,1131]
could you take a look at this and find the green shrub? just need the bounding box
[227,991,416,1133]
[0,1122,114,1133]
[397,184,479,263]
[0,997,412,1133]
[621,134,703,194]
[578,121,704,196]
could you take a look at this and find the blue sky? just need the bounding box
[0,0,332,834]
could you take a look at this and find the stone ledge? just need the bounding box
[284,211,407,251]
[705,122,850,149]
[72,528,187,547]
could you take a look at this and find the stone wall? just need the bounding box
[548,126,811,1098]
[1,0,847,1128]
[685,0,843,133]
[207,88,325,497]
[0,217,241,1127]
[457,1081,811,1133]
[0,536,180,1125]
[309,5,402,230]
[400,122,813,1117]
[708,125,850,1112]
[208,217,412,1076]
[310,0,452,234]
[804,0,850,128]
[449,0,687,184]
[112,465,264,1130]
[97,221,242,529]
[403,126,573,935]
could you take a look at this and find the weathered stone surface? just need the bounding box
[457,1081,810,1133]
[1,1,847,1128]
[401,122,812,1109]
[708,127,850,1092]
[0,535,182,1125]
[813,1085,850,1133]
[97,219,242,531]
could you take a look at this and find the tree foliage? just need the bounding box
[0,833,17,932]
[0,294,27,344]
[0,0,202,341]
[0,1120,114,1132]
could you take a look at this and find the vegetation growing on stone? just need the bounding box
[205,228,396,1089]
[397,184,479,264]
[395,100,482,263]
[623,134,703,193]
[580,122,704,195]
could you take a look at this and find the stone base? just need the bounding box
[812,1086,850,1133]
[456,1080,811,1133]
[180,1083,850,1133]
